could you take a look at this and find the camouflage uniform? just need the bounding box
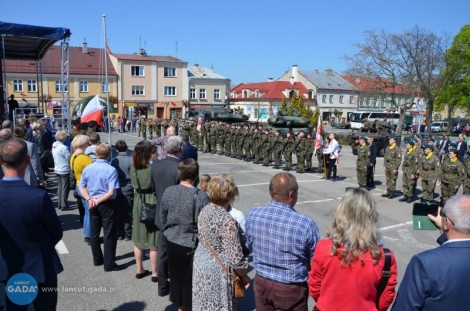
[400,145,420,201]
[439,155,465,205]
[217,123,225,155]
[295,134,306,173]
[271,132,284,169]
[464,156,470,195]
[316,147,324,173]
[203,123,211,153]
[304,137,314,171]
[236,127,245,160]
[210,123,218,154]
[243,128,253,161]
[418,152,440,202]
[198,124,204,151]
[260,132,272,166]
[139,117,147,140]
[252,130,261,164]
[283,134,295,171]
[190,123,199,148]
[356,143,369,187]
[224,125,232,156]
[382,142,402,198]
[231,128,238,157]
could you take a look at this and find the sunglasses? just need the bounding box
[440,209,455,226]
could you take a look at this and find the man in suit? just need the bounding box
[151,135,182,296]
[14,126,44,187]
[437,133,450,159]
[179,132,198,161]
[0,138,63,310]
[392,195,470,311]
[456,134,468,162]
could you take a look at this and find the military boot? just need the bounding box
[399,196,408,202]
[381,190,391,197]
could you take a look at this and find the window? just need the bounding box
[322,94,327,103]
[349,96,353,104]
[214,89,221,100]
[164,86,176,96]
[27,80,37,92]
[199,89,206,99]
[329,95,333,104]
[79,81,88,93]
[131,65,145,76]
[190,88,196,99]
[132,85,144,96]
[101,81,109,93]
[55,80,68,93]
[164,67,176,77]
[308,90,314,99]
[339,95,344,104]
[13,80,23,92]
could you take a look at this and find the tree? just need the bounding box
[436,25,470,116]
[345,27,447,135]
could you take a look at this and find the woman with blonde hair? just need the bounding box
[308,187,397,311]
[192,174,250,310]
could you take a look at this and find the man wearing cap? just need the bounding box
[439,144,465,206]
[417,144,440,203]
[366,136,378,187]
[400,139,420,203]
[382,135,402,199]
[356,136,368,187]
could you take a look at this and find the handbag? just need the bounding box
[200,213,245,299]
[134,170,157,225]
[376,248,392,308]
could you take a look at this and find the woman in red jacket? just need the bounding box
[308,187,397,311]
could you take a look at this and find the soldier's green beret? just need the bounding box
[407,139,415,145]
[449,142,457,149]
[424,144,433,149]
[359,136,367,141]
[389,134,397,140]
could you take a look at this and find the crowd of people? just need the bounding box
[3,113,470,311]
[354,132,470,205]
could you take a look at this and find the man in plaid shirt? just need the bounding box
[246,172,320,311]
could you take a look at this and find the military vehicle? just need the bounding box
[267,115,312,136]
[185,108,250,123]
[350,130,401,157]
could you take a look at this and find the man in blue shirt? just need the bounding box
[246,172,320,311]
[80,143,122,272]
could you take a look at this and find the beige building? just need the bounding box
[109,49,188,119]
[188,65,231,110]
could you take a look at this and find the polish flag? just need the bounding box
[314,114,323,152]
[81,95,103,125]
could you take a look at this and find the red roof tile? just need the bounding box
[231,81,310,100]
[342,75,407,94]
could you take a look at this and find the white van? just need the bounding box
[430,121,449,132]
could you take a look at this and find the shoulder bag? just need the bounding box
[200,212,245,299]
[134,169,157,225]
[376,248,392,308]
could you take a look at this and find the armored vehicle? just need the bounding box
[267,115,312,136]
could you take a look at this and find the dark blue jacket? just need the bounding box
[179,142,198,162]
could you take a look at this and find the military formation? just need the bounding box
[355,134,469,206]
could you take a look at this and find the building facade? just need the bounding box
[277,65,358,122]
[188,65,231,111]
[109,49,188,119]
[230,80,309,122]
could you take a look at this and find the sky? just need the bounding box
[1,0,469,85]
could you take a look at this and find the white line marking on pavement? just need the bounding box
[297,198,335,205]
[379,221,413,231]
[237,179,323,188]
[55,240,69,254]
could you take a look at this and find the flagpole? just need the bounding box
[103,14,111,145]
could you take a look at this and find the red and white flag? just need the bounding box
[81,95,103,125]
[314,114,323,152]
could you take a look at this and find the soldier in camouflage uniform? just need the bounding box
[231,126,238,157]
[356,136,369,187]
[283,132,295,171]
[305,133,314,171]
[271,131,284,169]
[224,124,232,156]
[315,144,324,174]
[203,122,211,153]
[252,128,261,164]
[295,131,306,174]
[381,135,402,199]
[236,125,245,160]
[399,140,420,203]
[197,120,204,151]
[147,119,155,140]
[210,122,218,154]
[190,121,199,149]
[155,119,162,138]
[260,130,272,166]
[439,145,465,206]
[139,116,147,140]
[464,150,470,195]
[242,126,252,161]
[417,144,440,202]
[217,122,225,155]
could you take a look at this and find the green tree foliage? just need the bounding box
[279,94,318,126]
[436,25,470,111]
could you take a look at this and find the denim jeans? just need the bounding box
[76,186,90,238]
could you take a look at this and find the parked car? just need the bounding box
[431,121,449,132]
